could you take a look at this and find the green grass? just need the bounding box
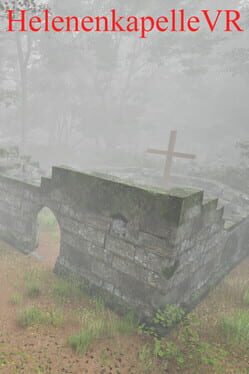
[0,352,8,368]
[69,306,137,355]
[137,313,228,373]
[69,327,101,355]
[24,270,44,298]
[52,277,85,302]
[26,283,42,298]
[99,349,111,368]
[24,269,44,283]
[138,344,156,373]
[17,306,64,328]
[10,293,22,305]
[220,310,249,344]
[243,289,249,306]
[153,304,185,329]
[37,207,60,241]
[37,208,58,231]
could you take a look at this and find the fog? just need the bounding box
[1,0,249,177]
[2,2,249,371]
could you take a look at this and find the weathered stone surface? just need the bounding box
[105,236,135,260]
[112,255,148,283]
[138,232,173,254]
[0,166,247,320]
[60,216,106,247]
[134,247,171,273]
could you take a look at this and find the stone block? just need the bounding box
[60,216,106,247]
[0,165,246,321]
[138,231,174,255]
[105,235,135,260]
[112,254,149,284]
[134,247,171,273]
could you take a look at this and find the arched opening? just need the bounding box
[35,207,61,269]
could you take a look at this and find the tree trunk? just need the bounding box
[15,33,31,147]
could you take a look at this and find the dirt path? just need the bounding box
[34,230,60,269]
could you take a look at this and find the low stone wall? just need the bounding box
[0,166,248,319]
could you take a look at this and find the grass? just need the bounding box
[10,293,22,305]
[220,310,249,344]
[24,270,46,299]
[153,304,185,329]
[138,344,156,373]
[0,352,8,368]
[26,283,42,298]
[99,349,111,367]
[2,234,249,372]
[243,289,249,306]
[69,327,101,355]
[17,306,64,328]
[24,269,47,283]
[52,277,85,302]
[18,269,136,355]
[37,208,60,241]
[69,304,137,355]
[38,208,58,231]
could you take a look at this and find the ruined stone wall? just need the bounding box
[0,175,40,252]
[0,166,248,319]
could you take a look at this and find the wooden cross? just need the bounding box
[147,130,196,187]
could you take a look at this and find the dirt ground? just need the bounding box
[35,230,60,269]
[0,229,249,373]
[0,232,150,374]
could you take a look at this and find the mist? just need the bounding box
[0,0,248,176]
[1,1,249,372]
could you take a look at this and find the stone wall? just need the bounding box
[0,166,248,319]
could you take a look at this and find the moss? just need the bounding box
[224,220,236,231]
[52,166,201,199]
[50,167,207,228]
[162,260,179,280]
[202,198,218,213]
[168,187,200,198]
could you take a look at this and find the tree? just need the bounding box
[0,0,48,145]
[0,0,238,163]
[31,0,220,150]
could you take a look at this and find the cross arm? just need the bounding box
[147,149,196,160]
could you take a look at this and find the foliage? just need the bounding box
[2,242,248,371]
[52,277,85,303]
[10,293,22,305]
[38,208,58,231]
[0,353,7,368]
[154,339,185,367]
[69,307,136,355]
[138,323,158,338]
[69,326,103,355]
[220,310,249,344]
[0,0,228,150]
[153,304,186,329]
[24,269,45,298]
[162,261,179,280]
[138,344,156,373]
[26,283,41,298]
[18,306,64,328]
[139,312,228,372]
[243,289,249,306]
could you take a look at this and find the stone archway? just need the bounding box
[34,207,61,269]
